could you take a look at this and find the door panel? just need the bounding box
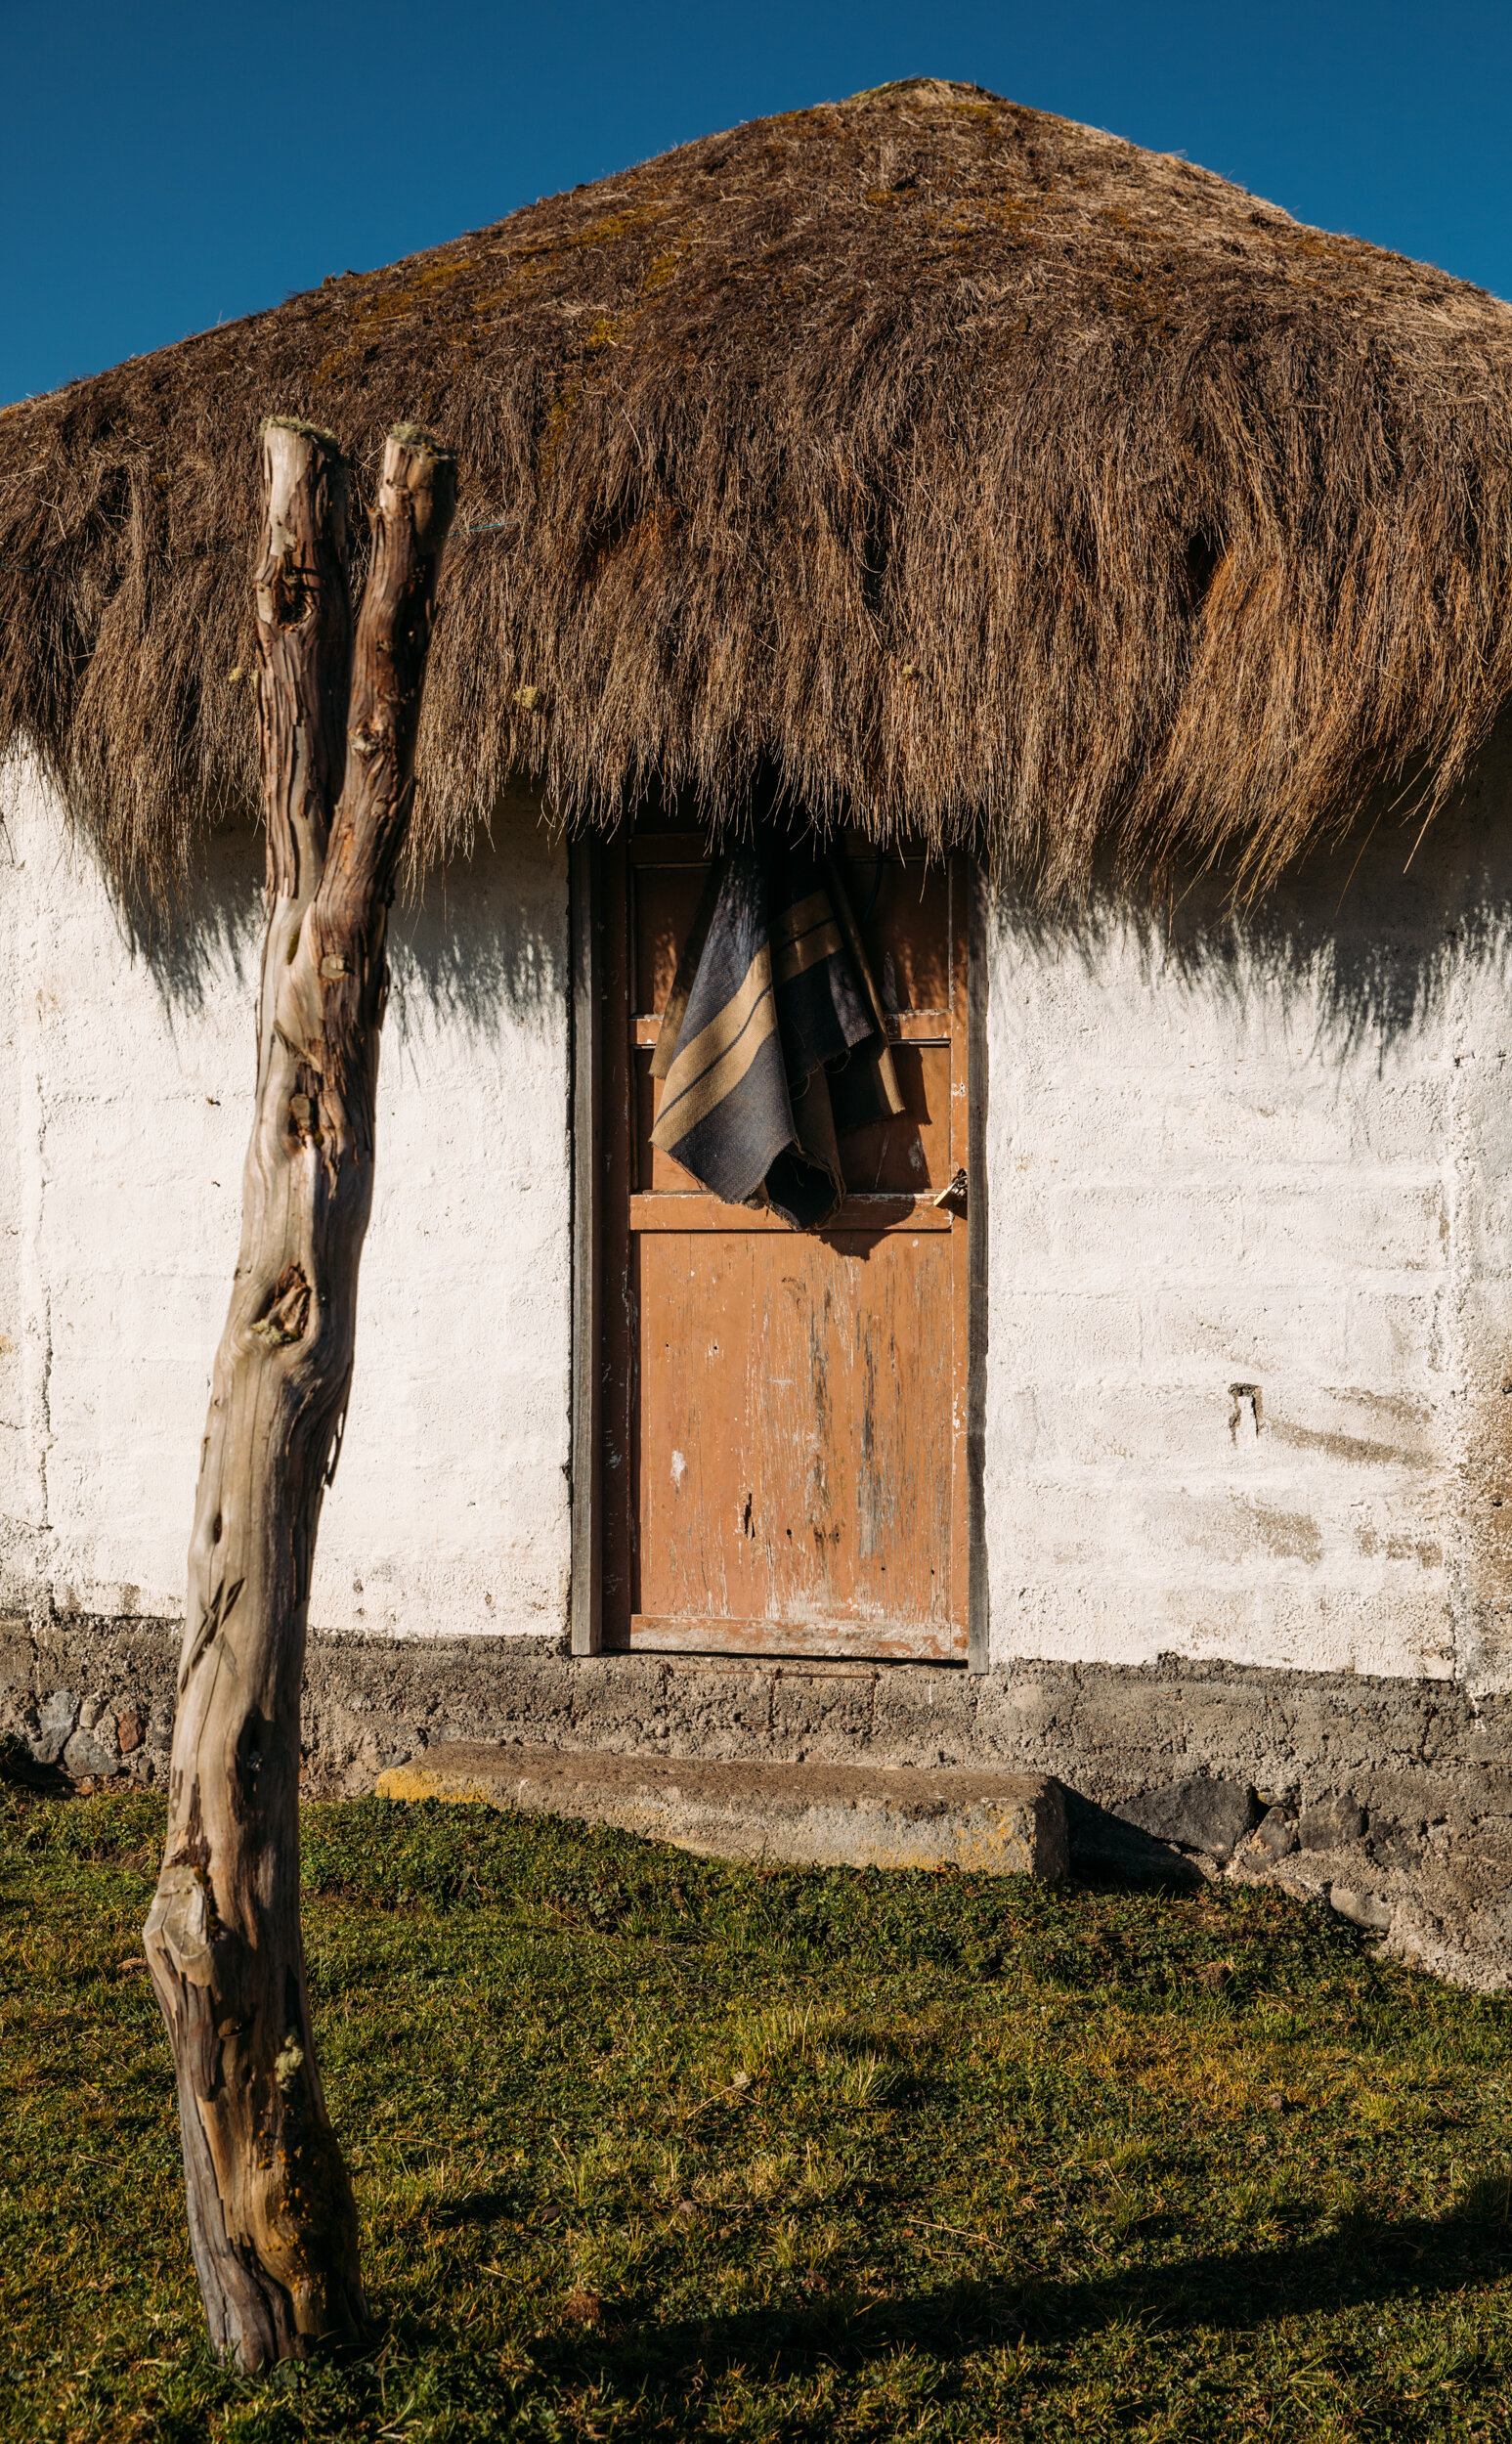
[863,857,952,1017]
[634,860,709,1018]
[600,825,971,1662]
[636,1228,956,1643]
[830,1042,951,1195]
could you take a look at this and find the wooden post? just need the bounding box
[144,419,456,2371]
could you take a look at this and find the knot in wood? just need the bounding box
[319,954,349,980]
[258,567,310,632]
[145,1861,216,1987]
[275,2033,307,2091]
[250,1265,313,1349]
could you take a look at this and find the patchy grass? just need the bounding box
[3,1790,1512,2440]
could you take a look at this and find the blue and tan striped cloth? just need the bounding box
[651,842,903,1228]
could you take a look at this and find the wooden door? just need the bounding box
[596,823,972,1663]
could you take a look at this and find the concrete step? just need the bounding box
[373,1743,1067,1880]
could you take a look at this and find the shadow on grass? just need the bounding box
[513,2190,1512,2387]
[432,2183,532,2231]
[0,1736,66,1797]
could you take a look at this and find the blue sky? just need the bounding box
[6,1,1511,406]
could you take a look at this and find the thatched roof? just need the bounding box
[4,76,1512,905]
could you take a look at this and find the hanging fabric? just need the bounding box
[650,838,904,1229]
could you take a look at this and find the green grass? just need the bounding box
[4,1790,1512,2441]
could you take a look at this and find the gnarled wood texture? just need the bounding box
[145,419,455,2372]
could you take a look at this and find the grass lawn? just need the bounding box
[4,1789,1512,2440]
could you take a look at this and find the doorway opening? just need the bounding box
[571,809,984,1666]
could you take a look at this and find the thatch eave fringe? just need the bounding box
[4,78,1512,909]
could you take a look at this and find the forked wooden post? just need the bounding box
[145,418,456,2371]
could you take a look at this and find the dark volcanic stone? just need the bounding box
[1370,1820,1424,1872]
[1114,1776,1260,1863]
[1298,1792,1367,1852]
[29,1688,77,1768]
[1250,1803,1299,1862]
[64,1724,118,1780]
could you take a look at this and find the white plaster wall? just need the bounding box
[984,738,1512,1687]
[11,735,1512,1689]
[0,764,571,1639]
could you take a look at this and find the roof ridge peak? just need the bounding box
[842,76,1002,107]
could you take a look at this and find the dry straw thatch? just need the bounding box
[4,76,1512,906]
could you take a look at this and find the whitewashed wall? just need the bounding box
[7,746,1512,1688]
[984,734,1512,1689]
[0,764,572,1639]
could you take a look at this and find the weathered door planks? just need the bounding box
[596,826,972,1663]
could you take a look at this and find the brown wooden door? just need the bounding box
[599,825,972,1662]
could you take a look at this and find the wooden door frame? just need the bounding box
[568,831,991,1672]
[569,834,603,1657]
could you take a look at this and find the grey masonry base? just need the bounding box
[5,1613,1512,1989]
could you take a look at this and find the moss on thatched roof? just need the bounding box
[4,76,1512,904]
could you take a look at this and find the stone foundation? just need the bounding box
[5,1612,1510,1989]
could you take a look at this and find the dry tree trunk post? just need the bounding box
[144,418,456,2372]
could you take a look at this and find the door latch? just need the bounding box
[933,1166,968,1218]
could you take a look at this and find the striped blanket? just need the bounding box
[651,841,903,1229]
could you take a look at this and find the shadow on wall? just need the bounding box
[67,712,1512,1060]
[993,720,1512,1062]
[114,787,566,1032]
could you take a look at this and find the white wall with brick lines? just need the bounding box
[982,738,1512,1685]
[7,736,1512,1689]
[0,764,572,1643]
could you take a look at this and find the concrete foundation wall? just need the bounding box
[0,765,572,1640]
[5,1620,1510,1985]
